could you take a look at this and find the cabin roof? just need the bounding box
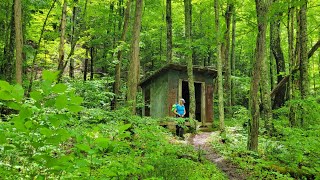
[139,63,218,87]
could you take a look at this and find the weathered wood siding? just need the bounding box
[206,84,214,122]
[167,70,179,117]
[150,73,169,118]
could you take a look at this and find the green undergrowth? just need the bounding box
[210,106,320,180]
[0,71,226,179]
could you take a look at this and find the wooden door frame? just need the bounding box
[178,79,206,124]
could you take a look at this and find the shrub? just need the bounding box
[0,73,226,179]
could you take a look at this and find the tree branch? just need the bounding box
[270,39,320,97]
[26,0,58,96]
[308,39,320,59]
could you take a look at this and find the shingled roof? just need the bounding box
[139,63,218,87]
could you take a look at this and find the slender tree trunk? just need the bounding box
[231,6,236,106]
[84,48,89,81]
[57,0,67,77]
[2,2,10,80]
[60,0,88,82]
[319,40,320,91]
[159,1,165,62]
[299,0,308,126]
[69,58,74,78]
[184,0,195,120]
[2,2,15,82]
[27,0,57,94]
[214,0,225,132]
[166,0,172,63]
[90,47,94,80]
[270,0,286,109]
[160,26,163,62]
[288,1,296,126]
[14,0,23,85]
[222,2,233,114]
[318,44,320,93]
[312,41,316,95]
[114,0,131,109]
[127,0,143,114]
[248,0,269,151]
[69,0,78,78]
[108,2,115,35]
[269,49,275,90]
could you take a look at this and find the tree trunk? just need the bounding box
[261,40,273,134]
[288,1,296,127]
[69,58,74,78]
[248,0,269,152]
[2,1,15,82]
[318,44,320,91]
[270,0,286,109]
[230,6,236,106]
[222,2,233,114]
[69,0,78,78]
[127,0,143,114]
[184,0,195,120]
[166,0,172,63]
[27,0,57,94]
[319,41,320,89]
[14,0,23,85]
[84,48,89,81]
[299,0,308,126]
[312,40,316,95]
[214,0,225,132]
[160,25,163,62]
[57,0,67,77]
[90,47,94,80]
[269,38,275,91]
[114,0,131,109]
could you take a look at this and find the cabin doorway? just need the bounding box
[144,87,150,116]
[181,81,204,122]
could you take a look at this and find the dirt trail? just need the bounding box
[189,132,247,180]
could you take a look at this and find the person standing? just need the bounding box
[174,99,186,138]
[174,98,186,117]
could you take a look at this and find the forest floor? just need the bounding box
[187,132,247,180]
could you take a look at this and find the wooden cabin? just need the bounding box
[139,63,218,127]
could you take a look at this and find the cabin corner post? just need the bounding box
[201,82,206,125]
[206,83,214,125]
[178,79,182,101]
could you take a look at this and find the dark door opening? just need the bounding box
[182,81,202,122]
[144,88,150,116]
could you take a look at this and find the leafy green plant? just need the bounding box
[70,77,115,109]
[0,72,226,179]
[210,114,320,180]
[0,70,84,179]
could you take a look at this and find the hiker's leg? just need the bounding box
[176,125,179,136]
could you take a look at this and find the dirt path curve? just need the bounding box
[189,132,247,180]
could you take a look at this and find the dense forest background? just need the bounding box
[0,0,320,179]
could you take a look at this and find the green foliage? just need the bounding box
[70,78,115,109]
[211,107,320,180]
[0,74,226,179]
[0,71,83,179]
[274,97,320,127]
[266,126,320,179]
